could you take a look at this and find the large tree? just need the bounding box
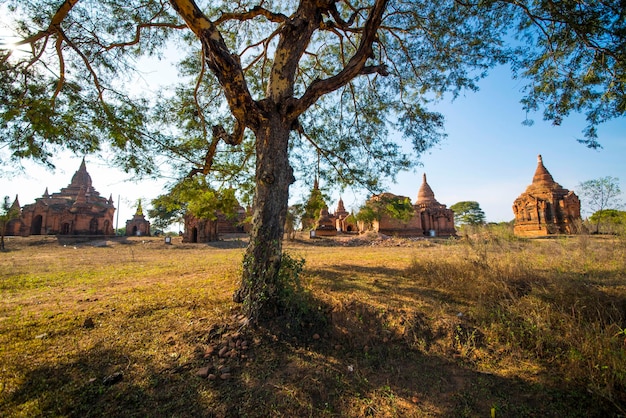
[148,177,241,237]
[450,201,486,226]
[589,209,626,234]
[1,0,624,320]
[356,193,414,230]
[578,176,622,233]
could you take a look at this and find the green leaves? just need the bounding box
[508,0,625,145]
[301,186,327,230]
[356,193,415,228]
[1,0,623,192]
[148,176,241,230]
[450,201,487,226]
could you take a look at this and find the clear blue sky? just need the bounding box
[2,63,625,226]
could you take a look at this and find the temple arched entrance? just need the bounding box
[89,218,98,234]
[192,227,198,243]
[31,215,43,235]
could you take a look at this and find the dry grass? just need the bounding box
[0,231,625,417]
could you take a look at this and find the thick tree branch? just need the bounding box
[361,64,389,76]
[52,35,65,105]
[168,0,262,132]
[188,49,208,137]
[267,1,334,103]
[328,3,366,30]
[290,0,389,119]
[212,122,244,146]
[11,0,79,48]
[187,121,248,180]
[198,134,219,176]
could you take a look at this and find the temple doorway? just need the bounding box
[31,215,43,235]
[89,218,98,234]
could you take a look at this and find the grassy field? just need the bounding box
[1,229,625,417]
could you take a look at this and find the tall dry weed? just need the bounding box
[406,228,626,408]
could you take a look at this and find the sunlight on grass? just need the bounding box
[1,233,625,416]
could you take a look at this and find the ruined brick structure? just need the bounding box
[301,174,454,237]
[125,200,151,236]
[314,205,338,236]
[182,213,218,243]
[302,192,357,236]
[369,174,456,237]
[182,205,250,243]
[513,155,581,236]
[7,159,115,236]
[300,176,356,235]
[334,198,357,233]
[4,197,22,236]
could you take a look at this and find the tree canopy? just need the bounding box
[356,193,414,230]
[578,176,622,213]
[1,0,624,319]
[578,176,622,232]
[2,1,623,175]
[450,201,486,226]
[148,177,241,231]
[590,209,626,224]
[589,209,626,234]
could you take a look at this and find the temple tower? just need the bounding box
[414,174,456,237]
[513,155,581,236]
[16,159,115,236]
[125,200,151,236]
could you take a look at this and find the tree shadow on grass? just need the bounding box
[191,298,615,417]
[306,263,470,308]
[2,344,219,417]
[3,272,623,417]
[3,315,617,418]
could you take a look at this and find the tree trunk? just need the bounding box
[234,114,293,322]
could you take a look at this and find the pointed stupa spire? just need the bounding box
[135,199,144,216]
[43,187,49,198]
[108,194,114,205]
[532,154,556,186]
[335,196,349,218]
[70,157,92,189]
[337,197,345,212]
[417,173,437,204]
[11,195,21,211]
